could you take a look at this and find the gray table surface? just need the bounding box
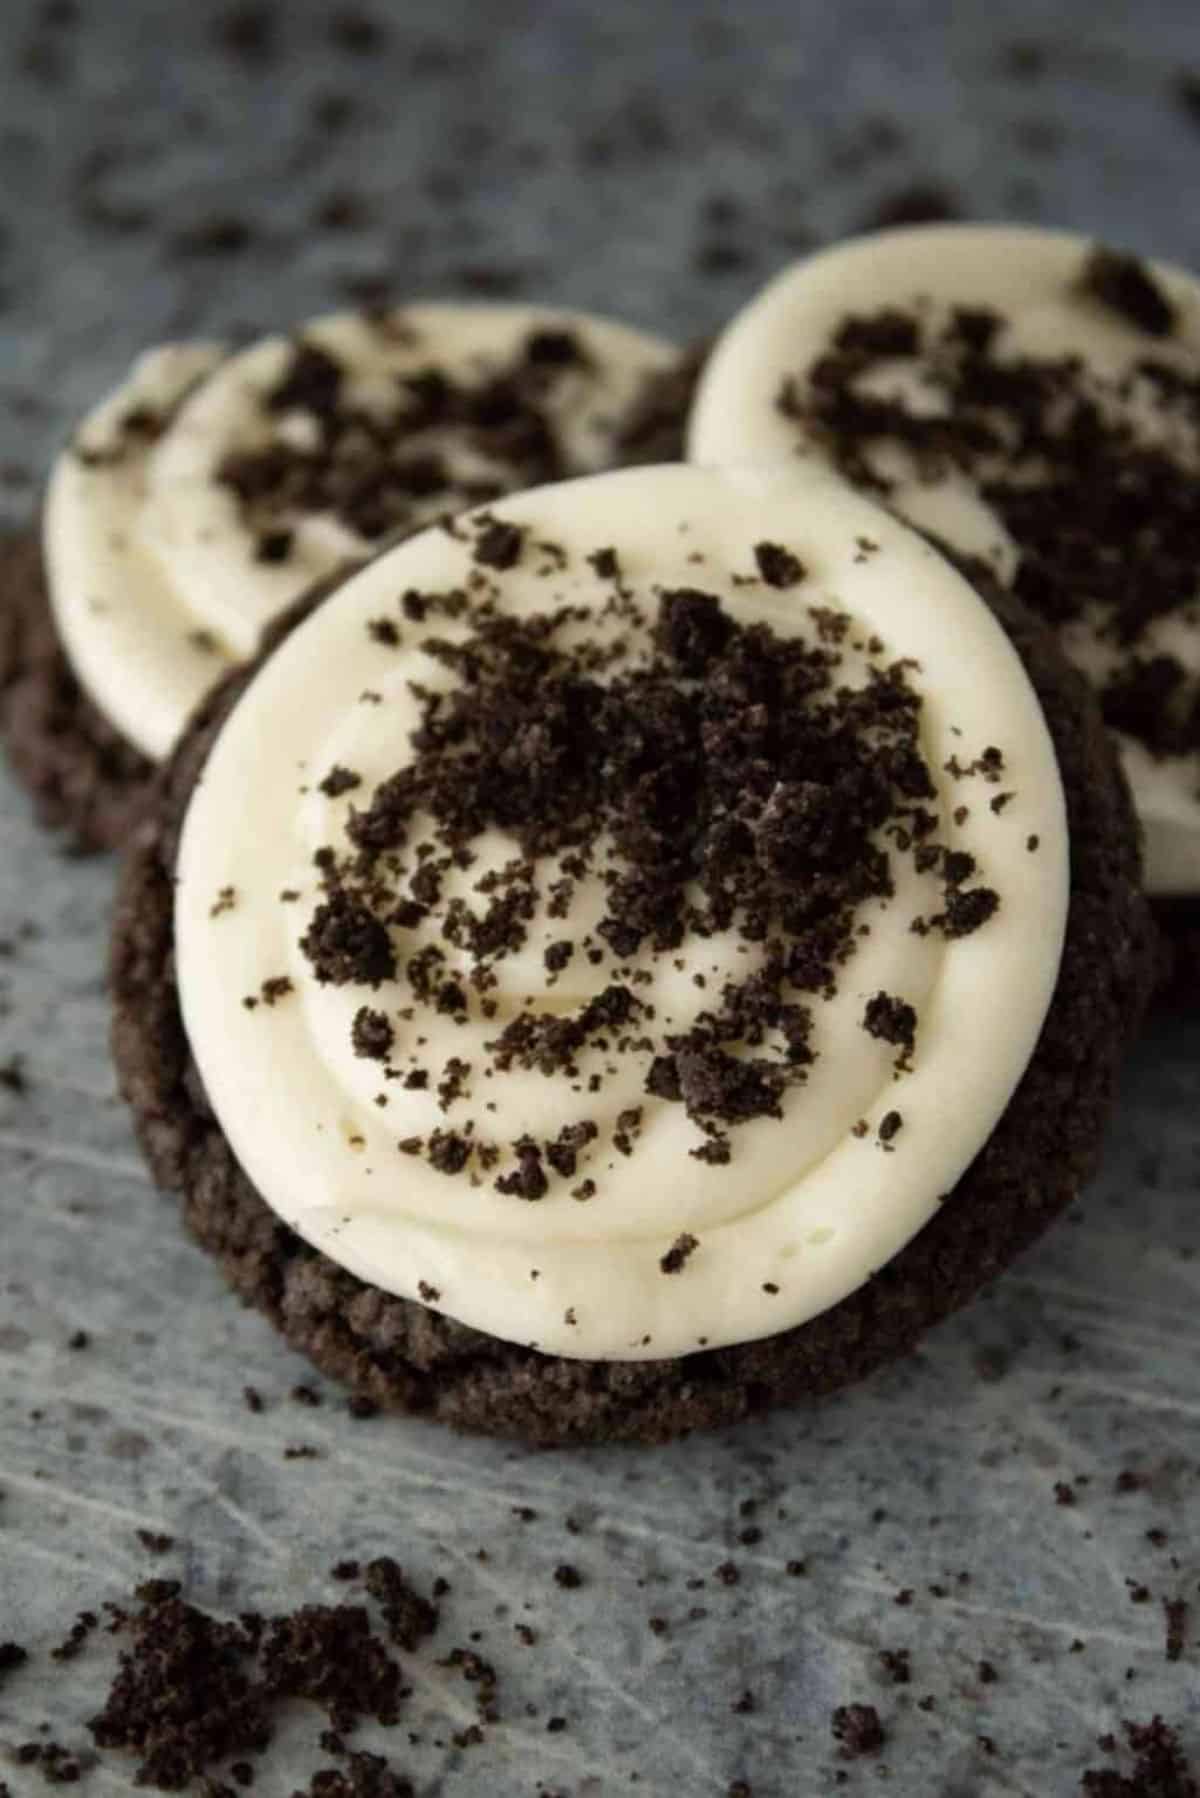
[2,1,1200,1793]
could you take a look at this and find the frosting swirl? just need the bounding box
[174,463,1068,1361]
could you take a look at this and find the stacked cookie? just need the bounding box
[6,225,1194,1442]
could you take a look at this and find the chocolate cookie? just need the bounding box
[111,558,1157,1446]
[0,530,152,851]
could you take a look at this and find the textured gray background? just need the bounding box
[2,0,1200,1793]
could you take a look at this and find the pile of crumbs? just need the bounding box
[296,564,1001,1189]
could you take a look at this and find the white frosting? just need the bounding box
[687,225,1200,895]
[174,463,1068,1362]
[44,305,678,761]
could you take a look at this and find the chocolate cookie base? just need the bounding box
[110,584,1158,1447]
[0,531,153,852]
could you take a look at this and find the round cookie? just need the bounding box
[111,465,1157,1444]
[3,305,686,851]
[687,225,1200,999]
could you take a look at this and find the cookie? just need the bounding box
[0,530,152,850]
[687,224,1200,1000]
[111,463,1156,1445]
[4,305,688,850]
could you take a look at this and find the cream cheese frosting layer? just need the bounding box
[687,224,1200,895]
[44,305,678,761]
[174,462,1068,1362]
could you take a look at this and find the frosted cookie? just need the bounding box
[687,225,1200,990]
[1,305,681,848]
[111,463,1155,1443]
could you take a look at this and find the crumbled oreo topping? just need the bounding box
[779,245,1200,766]
[320,765,363,799]
[660,1232,699,1274]
[302,894,397,986]
[217,325,609,550]
[295,550,1001,1191]
[753,540,806,588]
[1081,247,1177,339]
[352,1007,394,1060]
[862,990,918,1067]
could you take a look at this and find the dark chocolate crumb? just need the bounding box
[320,766,362,799]
[0,1055,28,1095]
[832,1703,886,1759]
[1081,246,1177,338]
[427,1129,472,1175]
[879,1648,911,1685]
[51,1610,99,1662]
[587,546,620,580]
[1080,1716,1198,1795]
[942,887,1000,938]
[753,541,806,588]
[135,1530,175,1555]
[660,1233,699,1274]
[302,894,396,987]
[13,1740,89,1784]
[363,1558,439,1653]
[472,518,525,571]
[351,1008,394,1060]
[87,1593,272,1784]
[256,528,294,564]
[862,990,917,1059]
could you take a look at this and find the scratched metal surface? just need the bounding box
[2,1,1200,1793]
